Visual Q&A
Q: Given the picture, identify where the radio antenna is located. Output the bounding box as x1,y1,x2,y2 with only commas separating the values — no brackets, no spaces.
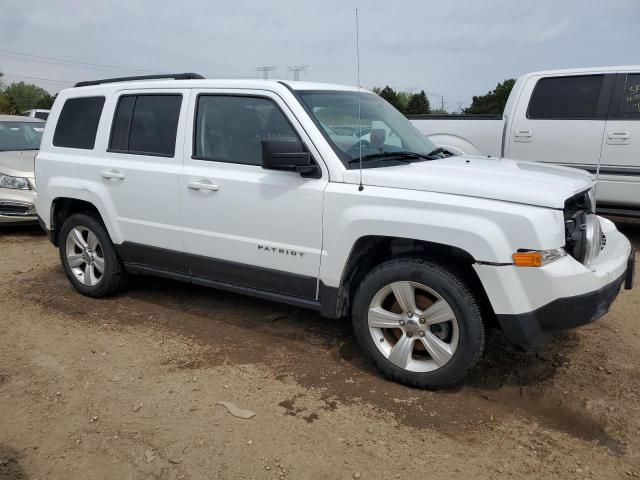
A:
594,150,601,212
355,8,364,191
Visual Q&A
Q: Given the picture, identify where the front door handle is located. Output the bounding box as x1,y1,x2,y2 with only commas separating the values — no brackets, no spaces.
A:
187,180,220,192
101,169,125,180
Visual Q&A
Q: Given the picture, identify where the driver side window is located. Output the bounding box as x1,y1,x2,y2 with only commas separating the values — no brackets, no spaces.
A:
193,95,299,166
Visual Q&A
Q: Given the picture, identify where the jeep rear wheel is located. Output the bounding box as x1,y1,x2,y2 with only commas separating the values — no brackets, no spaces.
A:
352,258,485,389
59,213,128,297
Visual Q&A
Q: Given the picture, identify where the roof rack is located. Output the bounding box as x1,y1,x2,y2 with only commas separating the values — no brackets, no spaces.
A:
74,72,205,88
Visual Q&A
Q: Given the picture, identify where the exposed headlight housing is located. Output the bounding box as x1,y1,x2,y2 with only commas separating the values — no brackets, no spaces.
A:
512,248,566,267
582,213,602,267
0,173,31,190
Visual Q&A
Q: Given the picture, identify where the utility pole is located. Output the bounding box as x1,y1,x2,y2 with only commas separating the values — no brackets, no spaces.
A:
425,91,445,112
256,66,277,79
287,65,308,81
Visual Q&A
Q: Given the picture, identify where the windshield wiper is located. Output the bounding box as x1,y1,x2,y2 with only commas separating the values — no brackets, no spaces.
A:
347,151,423,164
424,147,451,158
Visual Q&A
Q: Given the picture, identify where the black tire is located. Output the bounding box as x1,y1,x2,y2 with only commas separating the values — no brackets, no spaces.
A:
58,213,128,297
351,258,485,389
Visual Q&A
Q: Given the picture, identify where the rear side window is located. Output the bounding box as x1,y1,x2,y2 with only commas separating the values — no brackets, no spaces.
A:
53,97,105,149
528,75,604,120
109,94,182,156
620,73,640,118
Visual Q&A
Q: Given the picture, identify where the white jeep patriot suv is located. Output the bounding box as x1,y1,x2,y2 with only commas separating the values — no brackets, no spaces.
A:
35,73,635,389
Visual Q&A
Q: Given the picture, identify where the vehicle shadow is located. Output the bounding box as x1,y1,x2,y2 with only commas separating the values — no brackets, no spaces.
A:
0,223,45,237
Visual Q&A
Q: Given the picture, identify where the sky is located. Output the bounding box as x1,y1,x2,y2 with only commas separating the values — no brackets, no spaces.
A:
1,0,638,111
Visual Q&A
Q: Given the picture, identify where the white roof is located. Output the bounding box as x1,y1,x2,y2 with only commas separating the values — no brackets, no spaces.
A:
524,65,640,77
0,114,45,122
58,78,363,97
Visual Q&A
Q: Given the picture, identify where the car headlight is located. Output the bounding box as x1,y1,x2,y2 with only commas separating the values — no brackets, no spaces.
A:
582,213,602,267
512,248,566,267
0,173,31,190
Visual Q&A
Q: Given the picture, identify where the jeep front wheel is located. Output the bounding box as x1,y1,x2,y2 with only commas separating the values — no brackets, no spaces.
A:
351,258,485,389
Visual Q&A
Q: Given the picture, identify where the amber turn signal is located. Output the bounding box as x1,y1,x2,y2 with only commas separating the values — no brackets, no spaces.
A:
512,248,566,267
512,251,543,267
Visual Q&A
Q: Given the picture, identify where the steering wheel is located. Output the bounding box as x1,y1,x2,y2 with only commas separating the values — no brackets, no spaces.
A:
347,139,370,157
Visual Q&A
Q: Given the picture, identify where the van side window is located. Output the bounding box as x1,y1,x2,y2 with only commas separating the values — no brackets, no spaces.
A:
109,94,182,157
53,97,105,149
620,73,640,118
527,75,604,120
193,95,298,165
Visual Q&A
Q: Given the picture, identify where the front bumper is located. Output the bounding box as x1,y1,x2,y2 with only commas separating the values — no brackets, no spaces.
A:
475,216,633,346
0,185,37,224
495,268,628,346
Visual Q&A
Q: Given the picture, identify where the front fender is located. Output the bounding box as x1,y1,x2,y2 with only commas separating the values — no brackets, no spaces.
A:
320,183,565,288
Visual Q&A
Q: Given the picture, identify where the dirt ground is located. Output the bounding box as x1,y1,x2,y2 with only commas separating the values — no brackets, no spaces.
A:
0,221,639,480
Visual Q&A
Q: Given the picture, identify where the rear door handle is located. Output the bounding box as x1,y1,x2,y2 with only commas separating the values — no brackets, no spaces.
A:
607,132,630,139
187,180,220,192
513,130,533,142
607,131,631,145
101,169,125,180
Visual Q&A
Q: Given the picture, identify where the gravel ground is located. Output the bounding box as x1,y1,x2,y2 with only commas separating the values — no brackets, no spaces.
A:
1,220,639,480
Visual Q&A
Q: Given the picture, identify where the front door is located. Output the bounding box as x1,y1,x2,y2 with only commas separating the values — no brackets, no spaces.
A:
179,90,327,299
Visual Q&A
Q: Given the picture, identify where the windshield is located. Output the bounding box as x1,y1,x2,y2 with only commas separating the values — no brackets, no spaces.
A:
297,90,438,168
0,121,44,151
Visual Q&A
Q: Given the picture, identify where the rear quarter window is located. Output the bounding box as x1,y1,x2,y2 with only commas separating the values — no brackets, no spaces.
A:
53,97,105,149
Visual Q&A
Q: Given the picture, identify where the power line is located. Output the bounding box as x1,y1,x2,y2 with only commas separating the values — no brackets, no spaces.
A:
256,66,277,79
0,48,163,75
287,65,307,81
2,73,75,85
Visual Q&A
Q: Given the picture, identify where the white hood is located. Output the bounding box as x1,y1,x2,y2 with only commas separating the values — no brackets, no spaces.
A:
0,150,37,178
344,155,594,209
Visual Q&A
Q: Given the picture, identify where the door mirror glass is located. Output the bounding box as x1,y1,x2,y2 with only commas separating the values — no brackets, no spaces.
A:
261,138,320,178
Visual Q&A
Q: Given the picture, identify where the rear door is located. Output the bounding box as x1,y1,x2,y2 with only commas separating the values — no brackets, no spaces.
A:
97,89,189,270
596,71,640,207
506,73,614,167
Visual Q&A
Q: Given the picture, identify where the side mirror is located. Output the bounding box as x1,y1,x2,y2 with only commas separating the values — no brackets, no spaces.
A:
261,138,321,178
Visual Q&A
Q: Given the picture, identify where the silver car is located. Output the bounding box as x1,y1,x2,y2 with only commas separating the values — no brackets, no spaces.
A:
0,115,44,224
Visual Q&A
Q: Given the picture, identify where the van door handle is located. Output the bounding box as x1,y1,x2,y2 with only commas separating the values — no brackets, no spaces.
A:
607,132,630,139
101,170,125,180
514,130,533,138
187,180,220,191
606,131,631,145
513,130,533,143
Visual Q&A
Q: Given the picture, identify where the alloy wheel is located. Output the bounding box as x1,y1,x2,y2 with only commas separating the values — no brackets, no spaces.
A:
65,226,105,287
368,281,459,372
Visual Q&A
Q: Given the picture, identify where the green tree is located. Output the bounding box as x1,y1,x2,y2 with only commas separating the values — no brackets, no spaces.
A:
405,90,431,115
0,94,16,114
2,81,52,112
377,85,400,111
464,78,516,115
372,86,412,114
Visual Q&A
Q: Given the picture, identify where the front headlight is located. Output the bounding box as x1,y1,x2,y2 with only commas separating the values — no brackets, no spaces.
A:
512,248,566,267
582,213,602,267
0,173,31,190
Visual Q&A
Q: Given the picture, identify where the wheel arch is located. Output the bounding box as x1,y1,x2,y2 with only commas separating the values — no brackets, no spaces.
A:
49,197,114,246
321,235,497,327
